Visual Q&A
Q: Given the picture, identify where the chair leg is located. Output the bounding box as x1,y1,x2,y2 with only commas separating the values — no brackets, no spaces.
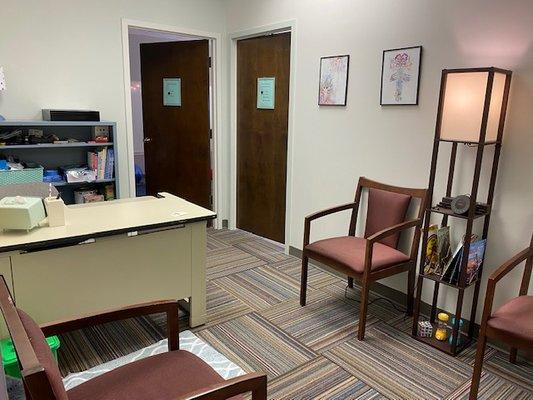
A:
469,333,487,400
300,256,309,306
357,281,370,340
348,277,354,288
510,347,518,364
406,266,415,316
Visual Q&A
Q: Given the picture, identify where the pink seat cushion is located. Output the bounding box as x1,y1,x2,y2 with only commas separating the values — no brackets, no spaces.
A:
305,236,410,275
487,295,533,347
68,350,243,400
364,188,412,249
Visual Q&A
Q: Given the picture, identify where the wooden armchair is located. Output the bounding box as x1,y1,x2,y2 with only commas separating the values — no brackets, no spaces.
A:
300,177,428,340
0,275,266,400
469,235,533,399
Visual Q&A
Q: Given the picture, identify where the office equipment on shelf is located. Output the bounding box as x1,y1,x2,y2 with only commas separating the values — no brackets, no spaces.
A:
0,193,216,338
0,120,118,204
412,67,513,356
0,196,46,231
42,109,100,121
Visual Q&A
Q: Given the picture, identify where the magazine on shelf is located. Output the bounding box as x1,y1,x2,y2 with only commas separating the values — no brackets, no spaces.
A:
434,226,451,276
423,224,439,274
466,239,487,285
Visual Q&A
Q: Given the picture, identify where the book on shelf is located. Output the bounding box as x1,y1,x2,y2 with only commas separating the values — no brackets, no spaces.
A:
87,147,114,181
424,225,451,276
465,239,486,284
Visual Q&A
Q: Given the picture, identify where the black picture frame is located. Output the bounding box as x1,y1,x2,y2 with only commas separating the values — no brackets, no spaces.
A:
380,45,422,106
318,55,350,106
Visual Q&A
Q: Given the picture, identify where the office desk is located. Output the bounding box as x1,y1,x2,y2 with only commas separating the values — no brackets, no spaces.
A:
0,193,215,338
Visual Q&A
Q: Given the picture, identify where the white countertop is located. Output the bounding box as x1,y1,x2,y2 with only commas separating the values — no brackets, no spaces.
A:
0,193,215,252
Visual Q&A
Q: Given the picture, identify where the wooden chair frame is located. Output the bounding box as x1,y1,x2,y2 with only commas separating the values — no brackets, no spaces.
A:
300,177,428,340
0,275,267,400
469,235,533,399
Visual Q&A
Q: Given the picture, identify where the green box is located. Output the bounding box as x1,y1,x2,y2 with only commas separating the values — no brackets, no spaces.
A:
1,335,60,379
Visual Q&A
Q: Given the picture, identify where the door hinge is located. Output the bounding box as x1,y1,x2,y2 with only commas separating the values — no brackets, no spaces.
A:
209,128,213,139
209,57,212,68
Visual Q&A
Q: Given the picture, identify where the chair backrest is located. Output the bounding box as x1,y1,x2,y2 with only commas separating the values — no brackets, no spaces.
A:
349,177,428,251
0,275,67,400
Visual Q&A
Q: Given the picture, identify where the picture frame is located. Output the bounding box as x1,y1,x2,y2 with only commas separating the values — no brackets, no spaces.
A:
318,55,349,106
380,46,422,106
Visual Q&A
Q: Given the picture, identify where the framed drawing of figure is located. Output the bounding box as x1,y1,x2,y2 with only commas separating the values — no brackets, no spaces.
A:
318,55,350,106
380,46,422,105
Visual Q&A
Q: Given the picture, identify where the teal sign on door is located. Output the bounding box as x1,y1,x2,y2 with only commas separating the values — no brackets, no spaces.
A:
163,78,181,106
257,77,275,109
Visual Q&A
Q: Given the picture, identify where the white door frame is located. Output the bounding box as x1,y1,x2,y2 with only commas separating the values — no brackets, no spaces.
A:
121,18,224,228
229,20,297,253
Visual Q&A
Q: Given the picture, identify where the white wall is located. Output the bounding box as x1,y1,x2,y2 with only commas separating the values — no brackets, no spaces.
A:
0,0,226,199
225,0,533,321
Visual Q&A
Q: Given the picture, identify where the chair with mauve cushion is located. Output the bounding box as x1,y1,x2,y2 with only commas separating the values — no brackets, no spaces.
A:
0,276,266,400
300,177,428,340
469,235,533,400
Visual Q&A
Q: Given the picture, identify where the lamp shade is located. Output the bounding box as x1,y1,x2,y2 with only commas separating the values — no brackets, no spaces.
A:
0,67,5,91
439,68,510,143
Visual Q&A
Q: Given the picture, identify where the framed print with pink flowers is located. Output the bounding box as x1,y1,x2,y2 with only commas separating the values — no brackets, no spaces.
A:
318,55,349,106
380,46,422,105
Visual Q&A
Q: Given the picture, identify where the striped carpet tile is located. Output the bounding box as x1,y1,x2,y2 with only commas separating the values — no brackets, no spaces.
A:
261,290,379,353
324,280,404,322
197,312,316,379
213,266,301,310
483,351,533,392
324,322,472,399
207,233,231,250
58,316,165,375
272,258,342,289
445,371,533,400
266,356,386,400
202,281,251,327
207,246,265,280
207,228,256,244
233,238,292,263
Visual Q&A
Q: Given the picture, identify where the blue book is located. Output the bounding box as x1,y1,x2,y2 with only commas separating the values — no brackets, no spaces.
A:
105,148,114,179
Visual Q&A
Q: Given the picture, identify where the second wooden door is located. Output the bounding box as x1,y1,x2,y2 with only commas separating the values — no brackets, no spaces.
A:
237,33,291,243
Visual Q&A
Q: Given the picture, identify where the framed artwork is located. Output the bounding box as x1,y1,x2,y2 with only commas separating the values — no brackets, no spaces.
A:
318,55,349,106
380,46,422,105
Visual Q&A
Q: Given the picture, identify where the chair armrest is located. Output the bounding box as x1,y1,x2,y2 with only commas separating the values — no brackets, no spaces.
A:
40,300,180,351
305,202,359,223
177,372,267,400
304,202,358,246
488,247,531,285
366,218,422,245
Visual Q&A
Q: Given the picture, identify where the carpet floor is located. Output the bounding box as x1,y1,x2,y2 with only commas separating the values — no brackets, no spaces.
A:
52,228,532,399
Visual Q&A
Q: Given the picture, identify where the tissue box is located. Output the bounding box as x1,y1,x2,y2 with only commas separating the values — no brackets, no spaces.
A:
0,196,46,230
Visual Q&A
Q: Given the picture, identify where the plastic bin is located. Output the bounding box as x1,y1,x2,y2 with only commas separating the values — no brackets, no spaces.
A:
0,167,44,186
1,335,60,378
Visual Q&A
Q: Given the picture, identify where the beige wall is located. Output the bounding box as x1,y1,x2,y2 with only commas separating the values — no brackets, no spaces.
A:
0,0,226,198
225,0,533,321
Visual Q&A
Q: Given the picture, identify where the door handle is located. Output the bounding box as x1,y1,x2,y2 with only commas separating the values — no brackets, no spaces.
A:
144,137,152,143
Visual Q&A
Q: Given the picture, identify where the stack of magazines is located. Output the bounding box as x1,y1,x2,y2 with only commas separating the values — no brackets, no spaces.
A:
423,224,486,285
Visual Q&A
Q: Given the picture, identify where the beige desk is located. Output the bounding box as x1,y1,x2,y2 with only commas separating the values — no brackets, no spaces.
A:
0,193,215,338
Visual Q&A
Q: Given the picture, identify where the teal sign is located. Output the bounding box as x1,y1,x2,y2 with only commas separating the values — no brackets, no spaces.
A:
163,78,181,106
257,77,275,109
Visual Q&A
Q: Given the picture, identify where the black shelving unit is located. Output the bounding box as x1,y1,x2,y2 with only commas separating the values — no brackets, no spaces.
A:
0,120,118,204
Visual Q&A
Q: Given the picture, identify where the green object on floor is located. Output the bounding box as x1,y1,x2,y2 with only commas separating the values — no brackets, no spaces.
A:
1,335,60,378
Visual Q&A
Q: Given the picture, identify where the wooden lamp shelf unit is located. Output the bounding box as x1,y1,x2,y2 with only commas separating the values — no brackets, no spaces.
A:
411,67,512,356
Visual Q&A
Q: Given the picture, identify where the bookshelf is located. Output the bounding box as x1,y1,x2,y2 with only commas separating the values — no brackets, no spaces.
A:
411,68,513,356
0,120,118,205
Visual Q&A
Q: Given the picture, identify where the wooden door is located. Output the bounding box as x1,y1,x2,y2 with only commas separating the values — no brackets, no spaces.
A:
237,33,291,243
140,40,211,209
